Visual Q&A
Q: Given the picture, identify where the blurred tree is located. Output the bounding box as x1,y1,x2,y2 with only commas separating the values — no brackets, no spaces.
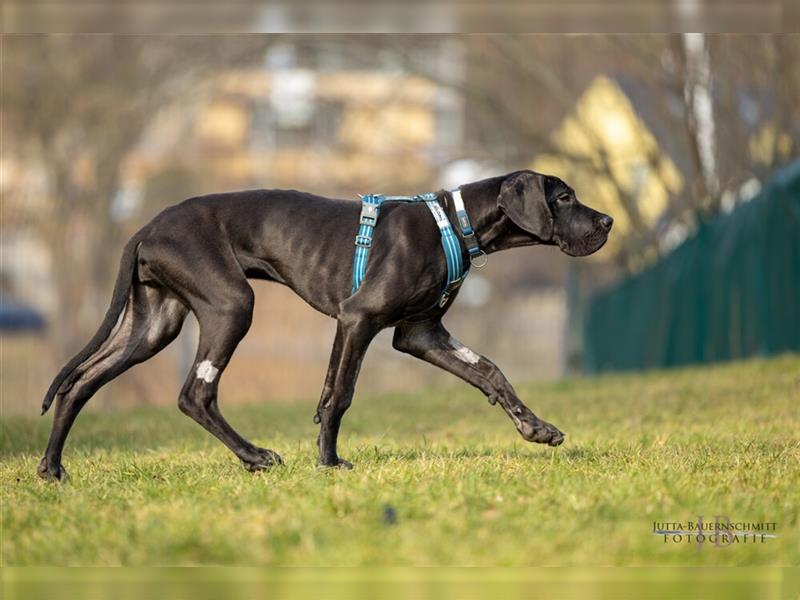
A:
2,35,271,359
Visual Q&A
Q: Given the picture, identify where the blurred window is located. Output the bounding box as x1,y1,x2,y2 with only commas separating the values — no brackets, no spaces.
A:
251,98,341,149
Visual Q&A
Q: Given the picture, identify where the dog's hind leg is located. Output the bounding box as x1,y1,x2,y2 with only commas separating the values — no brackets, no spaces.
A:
176,286,283,472
39,283,188,481
392,319,565,447
139,238,282,471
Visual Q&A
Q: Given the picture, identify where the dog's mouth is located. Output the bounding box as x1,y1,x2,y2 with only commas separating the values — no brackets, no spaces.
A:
555,230,609,257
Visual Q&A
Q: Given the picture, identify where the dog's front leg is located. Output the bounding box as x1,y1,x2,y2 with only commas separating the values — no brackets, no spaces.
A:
393,319,564,447
315,313,380,468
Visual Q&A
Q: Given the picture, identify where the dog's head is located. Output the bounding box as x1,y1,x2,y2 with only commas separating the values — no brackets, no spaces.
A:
497,170,613,256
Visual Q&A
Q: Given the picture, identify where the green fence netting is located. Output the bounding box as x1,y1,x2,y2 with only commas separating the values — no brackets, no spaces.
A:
583,160,800,373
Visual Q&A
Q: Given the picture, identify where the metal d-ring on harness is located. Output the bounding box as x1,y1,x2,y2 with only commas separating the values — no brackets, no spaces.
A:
351,188,486,309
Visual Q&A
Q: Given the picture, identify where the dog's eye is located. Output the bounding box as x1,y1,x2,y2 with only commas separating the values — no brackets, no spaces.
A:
556,193,571,203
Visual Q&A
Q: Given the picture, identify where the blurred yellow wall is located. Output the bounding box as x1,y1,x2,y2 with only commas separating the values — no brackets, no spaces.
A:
185,70,440,190
533,76,683,255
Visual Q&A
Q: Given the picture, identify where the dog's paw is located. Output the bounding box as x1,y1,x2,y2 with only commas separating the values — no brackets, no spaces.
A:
37,457,69,482
241,447,283,472
518,419,565,447
318,457,354,470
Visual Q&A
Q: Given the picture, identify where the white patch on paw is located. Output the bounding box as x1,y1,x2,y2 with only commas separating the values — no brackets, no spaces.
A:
450,337,481,365
196,360,219,383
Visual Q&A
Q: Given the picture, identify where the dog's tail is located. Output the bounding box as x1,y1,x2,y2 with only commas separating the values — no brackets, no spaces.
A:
41,234,143,415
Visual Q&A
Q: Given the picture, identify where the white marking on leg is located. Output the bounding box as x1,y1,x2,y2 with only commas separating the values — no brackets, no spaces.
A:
196,360,219,383
449,337,481,365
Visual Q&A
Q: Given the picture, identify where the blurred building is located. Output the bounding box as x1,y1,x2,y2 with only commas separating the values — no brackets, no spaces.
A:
533,75,684,261
124,41,465,199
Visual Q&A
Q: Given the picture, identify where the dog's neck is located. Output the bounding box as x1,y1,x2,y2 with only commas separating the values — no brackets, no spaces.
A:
450,176,543,255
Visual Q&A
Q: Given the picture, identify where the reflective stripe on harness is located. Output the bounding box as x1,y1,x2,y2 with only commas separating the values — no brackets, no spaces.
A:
351,193,384,292
350,189,483,309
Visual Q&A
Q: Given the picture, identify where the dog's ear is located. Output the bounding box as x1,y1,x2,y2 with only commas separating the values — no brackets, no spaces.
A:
497,172,554,241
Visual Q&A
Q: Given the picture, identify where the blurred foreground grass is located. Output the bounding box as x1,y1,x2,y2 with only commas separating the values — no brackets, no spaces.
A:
1,355,798,567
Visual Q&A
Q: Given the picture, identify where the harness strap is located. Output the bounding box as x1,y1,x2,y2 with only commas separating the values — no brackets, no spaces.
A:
451,188,484,264
424,198,464,306
351,189,482,308
352,194,384,293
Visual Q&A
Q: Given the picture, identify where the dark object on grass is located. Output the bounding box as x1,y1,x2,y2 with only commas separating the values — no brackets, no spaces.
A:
383,505,398,525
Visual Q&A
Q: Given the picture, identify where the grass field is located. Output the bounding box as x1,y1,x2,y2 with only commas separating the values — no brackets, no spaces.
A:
1,355,798,567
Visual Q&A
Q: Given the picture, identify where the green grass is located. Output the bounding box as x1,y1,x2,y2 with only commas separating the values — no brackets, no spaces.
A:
1,355,798,567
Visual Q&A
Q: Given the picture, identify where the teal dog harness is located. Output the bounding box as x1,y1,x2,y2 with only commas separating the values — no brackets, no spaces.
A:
351,189,485,309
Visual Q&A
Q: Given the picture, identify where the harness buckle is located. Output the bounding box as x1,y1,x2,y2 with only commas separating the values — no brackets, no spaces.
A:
462,231,480,251
355,234,372,248
359,203,379,226
438,276,466,308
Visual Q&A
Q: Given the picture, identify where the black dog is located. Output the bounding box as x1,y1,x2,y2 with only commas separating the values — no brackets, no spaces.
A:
38,170,612,480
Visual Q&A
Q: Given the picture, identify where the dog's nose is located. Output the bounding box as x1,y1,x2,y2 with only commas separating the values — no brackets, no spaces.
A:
599,215,613,231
